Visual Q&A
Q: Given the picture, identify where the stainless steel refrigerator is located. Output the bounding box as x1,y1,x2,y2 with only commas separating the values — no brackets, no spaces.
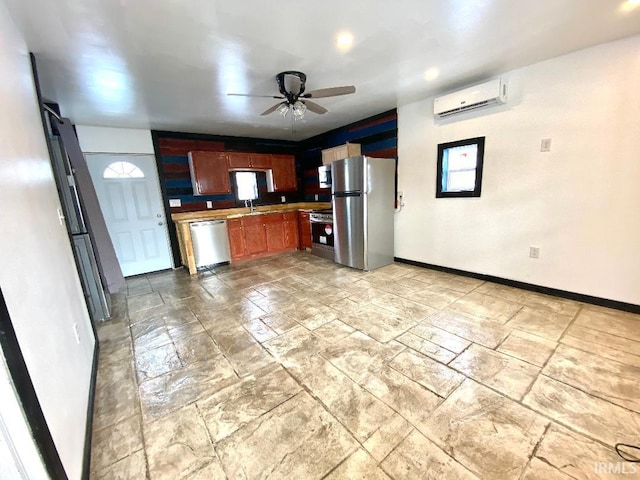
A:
332,156,395,270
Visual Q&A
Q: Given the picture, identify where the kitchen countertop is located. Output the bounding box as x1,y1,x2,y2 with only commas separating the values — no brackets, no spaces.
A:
172,202,331,275
171,202,331,224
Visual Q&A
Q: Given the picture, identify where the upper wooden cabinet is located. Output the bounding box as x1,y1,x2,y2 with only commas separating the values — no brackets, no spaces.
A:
270,154,297,192
188,151,231,195
249,153,272,169
227,152,251,169
227,152,273,170
189,150,295,195
321,143,361,166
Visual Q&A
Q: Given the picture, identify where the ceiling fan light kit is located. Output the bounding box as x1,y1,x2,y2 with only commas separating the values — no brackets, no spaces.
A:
229,71,356,121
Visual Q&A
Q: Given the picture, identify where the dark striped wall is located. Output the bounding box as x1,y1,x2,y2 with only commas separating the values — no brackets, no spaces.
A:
152,108,397,212
153,133,300,213
298,109,398,201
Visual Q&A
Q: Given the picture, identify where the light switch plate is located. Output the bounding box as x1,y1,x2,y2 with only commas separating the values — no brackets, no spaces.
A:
540,138,552,152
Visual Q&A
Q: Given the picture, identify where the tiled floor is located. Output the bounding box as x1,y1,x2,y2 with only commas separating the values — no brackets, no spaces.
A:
90,252,640,479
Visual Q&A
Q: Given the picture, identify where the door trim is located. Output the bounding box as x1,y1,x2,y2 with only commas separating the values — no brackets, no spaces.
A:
151,131,182,268
85,153,175,276
0,288,68,479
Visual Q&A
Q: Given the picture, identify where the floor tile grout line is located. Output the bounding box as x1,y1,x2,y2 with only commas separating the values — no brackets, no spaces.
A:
519,421,553,480
317,448,360,479
192,401,230,477
518,303,585,403
536,371,640,416
124,277,152,480
277,366,375,460
557,334,640,363
375,427,417,476
516,387,631,455
102,255,638,478
556,303,585,344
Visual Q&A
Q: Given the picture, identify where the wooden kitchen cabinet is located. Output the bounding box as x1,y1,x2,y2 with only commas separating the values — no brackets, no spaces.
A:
227,152,273,169
283,212,299,249
242,216,268,255
188,151,231,195
226,218,246,260
227,152,274,170
270,154,297,192
249,153,272,169
227,211,300,262
321,143,361,166
298,211,312,250
227,152,251,169
265,214,286,252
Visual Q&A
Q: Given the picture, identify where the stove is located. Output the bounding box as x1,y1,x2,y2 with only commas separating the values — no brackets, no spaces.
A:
309,209,334,260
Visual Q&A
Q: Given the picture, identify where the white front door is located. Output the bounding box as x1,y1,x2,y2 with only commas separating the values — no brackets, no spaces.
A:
86,154,173,276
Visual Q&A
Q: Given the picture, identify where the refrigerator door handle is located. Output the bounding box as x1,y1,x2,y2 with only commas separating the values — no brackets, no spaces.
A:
333,191,362,198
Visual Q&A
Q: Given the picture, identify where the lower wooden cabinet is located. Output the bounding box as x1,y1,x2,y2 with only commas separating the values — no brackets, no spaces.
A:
227,218,246,259
298,211,312,250
265,224,285,251
283,212,299,249
227,212,300,262
242,216,268,255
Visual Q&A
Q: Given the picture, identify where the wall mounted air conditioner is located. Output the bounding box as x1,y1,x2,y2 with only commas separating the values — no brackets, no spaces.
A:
433,78,507,118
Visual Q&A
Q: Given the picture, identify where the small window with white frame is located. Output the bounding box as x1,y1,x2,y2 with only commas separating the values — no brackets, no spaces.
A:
103,161,145,179
436,137,485,198
235,171,258,200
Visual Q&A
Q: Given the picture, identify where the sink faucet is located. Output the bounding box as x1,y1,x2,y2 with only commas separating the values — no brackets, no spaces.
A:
244,199,256,212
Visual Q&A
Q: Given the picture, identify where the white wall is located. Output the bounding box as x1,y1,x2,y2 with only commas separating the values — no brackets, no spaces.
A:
76,125,154,154
396,34,640,305
0,2,96,478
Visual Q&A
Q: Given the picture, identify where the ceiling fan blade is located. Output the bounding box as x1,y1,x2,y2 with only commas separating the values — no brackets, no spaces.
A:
260,102,286,116
304,100,328,115
302,86,356,99
227,93,284,99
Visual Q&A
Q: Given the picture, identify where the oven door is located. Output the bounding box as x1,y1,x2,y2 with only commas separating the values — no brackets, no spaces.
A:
310,219,335,260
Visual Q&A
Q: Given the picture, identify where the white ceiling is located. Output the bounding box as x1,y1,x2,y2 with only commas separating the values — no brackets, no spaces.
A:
6,0,640,140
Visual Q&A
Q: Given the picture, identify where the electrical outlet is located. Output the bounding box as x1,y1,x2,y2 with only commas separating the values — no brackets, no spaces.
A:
206,201,213,209
314,194,319,201
529,246,540,259
73,323,81,344
398,191,405,206
281,196,286,203
169,199,181,207
540,138,552,152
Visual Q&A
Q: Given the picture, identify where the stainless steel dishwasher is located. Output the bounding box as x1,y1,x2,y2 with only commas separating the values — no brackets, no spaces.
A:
190,220,231,268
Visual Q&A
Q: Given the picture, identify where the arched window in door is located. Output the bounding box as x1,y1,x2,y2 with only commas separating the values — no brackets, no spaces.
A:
103,161,145,179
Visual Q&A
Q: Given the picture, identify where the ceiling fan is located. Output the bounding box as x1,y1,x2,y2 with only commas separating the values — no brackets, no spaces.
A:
228,71,356,118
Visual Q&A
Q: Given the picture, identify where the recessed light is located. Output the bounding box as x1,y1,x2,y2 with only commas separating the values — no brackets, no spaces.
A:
336,31,354,52
424,67,440,81
621,0,640,11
